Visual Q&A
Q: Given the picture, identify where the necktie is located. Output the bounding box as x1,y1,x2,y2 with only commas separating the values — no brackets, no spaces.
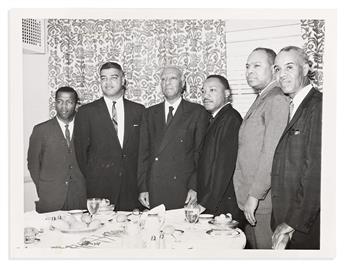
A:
65,124,71,147
112,101,118,133
289,99,294,122
166,106,174,125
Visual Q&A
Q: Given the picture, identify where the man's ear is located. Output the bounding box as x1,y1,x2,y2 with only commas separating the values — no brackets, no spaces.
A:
302,63,310,77
225,89,231,99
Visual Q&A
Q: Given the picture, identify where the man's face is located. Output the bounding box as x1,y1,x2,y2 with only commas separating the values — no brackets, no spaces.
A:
274,50,308,98
246,50,274,91
55,91,77,123
100,67,125,99
202,77,229,114
160,67,184,101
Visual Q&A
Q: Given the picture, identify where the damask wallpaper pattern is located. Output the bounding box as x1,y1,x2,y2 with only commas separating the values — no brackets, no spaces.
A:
47,19,227,117
301,19,325,91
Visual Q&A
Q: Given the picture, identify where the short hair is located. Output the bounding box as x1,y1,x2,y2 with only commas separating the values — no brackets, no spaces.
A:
55,86,79,103
99,61,127,89
161,65,187,94
278,46,315,80
206,74,232,102
206,74,231,90
99,62,123,74
252,47,277,65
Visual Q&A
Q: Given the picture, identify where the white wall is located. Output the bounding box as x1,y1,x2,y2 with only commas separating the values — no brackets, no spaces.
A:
226,20,304,117
23,52,49,211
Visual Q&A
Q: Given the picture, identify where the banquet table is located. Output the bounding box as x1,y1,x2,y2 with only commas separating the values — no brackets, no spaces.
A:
23,209,246,250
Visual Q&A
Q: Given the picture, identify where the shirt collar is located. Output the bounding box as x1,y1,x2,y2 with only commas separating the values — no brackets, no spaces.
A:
104,95,124,108
56,115,75,127
258,80,276,96
164,96,182,111
291,84,313,107
212,102,230,118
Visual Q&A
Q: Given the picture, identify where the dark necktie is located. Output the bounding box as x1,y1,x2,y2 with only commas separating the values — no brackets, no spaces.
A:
65,124,71,147
166,106,174,125
112,101,118,133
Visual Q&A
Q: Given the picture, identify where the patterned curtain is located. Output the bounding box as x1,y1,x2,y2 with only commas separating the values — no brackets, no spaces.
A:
47,19,226,117
301,19,325,91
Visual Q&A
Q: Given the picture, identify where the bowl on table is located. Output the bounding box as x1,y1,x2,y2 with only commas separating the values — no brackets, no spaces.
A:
198,214,214,224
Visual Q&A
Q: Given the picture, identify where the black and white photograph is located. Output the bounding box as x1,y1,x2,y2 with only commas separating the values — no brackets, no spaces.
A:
7,7,337,259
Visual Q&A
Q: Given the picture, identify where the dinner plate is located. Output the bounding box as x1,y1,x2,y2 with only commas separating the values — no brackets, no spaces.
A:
206,228,241,237
52,220,102,234
208,219,239,228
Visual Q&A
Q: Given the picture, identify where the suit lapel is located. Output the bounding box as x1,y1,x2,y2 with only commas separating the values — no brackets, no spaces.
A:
52,117,69,148
157,99,188,154
97,97,122,148
281,88,316,137
243,81,279,121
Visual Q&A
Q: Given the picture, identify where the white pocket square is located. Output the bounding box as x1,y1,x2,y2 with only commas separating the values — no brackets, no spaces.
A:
133,124,139,127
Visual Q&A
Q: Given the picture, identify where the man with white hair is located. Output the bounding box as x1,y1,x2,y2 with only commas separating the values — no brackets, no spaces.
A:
271,46,322,249
137,66,209,210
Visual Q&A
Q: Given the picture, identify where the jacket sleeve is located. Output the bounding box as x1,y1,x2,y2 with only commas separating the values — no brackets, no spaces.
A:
199,113,242,211
27,125,42,191
73,107,90,178
187,107,210,191
249,94,289,200
137,109,150,193
285,100,322,233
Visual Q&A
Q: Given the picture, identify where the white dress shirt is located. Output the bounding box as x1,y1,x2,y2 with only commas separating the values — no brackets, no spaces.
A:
104,96,125,148
164,97,182,123
290,84,313,119
56,116,74,139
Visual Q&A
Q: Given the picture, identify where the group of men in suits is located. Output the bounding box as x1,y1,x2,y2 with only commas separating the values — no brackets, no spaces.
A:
27,45,321,250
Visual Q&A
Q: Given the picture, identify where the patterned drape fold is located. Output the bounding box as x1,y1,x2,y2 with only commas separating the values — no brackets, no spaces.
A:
301,19,325,91
47,19,226,117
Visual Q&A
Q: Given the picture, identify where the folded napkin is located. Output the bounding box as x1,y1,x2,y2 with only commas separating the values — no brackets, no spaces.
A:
148,204,166,216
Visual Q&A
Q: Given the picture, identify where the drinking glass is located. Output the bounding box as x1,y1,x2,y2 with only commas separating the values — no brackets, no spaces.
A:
184,204,200,230
87,198,101,218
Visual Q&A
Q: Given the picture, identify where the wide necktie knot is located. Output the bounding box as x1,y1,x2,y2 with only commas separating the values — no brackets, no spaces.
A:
65,124,71,147
166,106,174,125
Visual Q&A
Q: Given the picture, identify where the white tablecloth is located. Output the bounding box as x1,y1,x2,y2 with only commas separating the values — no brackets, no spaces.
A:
24,209,246,250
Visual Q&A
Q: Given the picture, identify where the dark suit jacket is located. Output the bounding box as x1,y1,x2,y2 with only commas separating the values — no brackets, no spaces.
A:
74,97,145,211
271,88,322,249
27,117,86,213
137,99,210,210
197,104,243,221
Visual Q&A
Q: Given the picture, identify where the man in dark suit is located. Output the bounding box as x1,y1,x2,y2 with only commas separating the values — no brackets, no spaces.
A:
74,62,145,211
137,66,209,210
197,75,244,225
28,87,86,213
271,46,322,249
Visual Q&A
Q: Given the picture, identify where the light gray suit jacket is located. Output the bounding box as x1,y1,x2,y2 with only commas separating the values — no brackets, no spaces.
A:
233,81,289,214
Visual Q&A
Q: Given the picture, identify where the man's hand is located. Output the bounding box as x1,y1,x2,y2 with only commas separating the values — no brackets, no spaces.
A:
138,192,150,209
244,196,259,226
198,204,206,213
272,222,295,249
185,189,197,206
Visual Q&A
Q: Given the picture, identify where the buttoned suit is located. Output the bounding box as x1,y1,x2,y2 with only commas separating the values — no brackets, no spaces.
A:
233,81,289,248
137,99,209,210
27,117,87,213
271,88,322,249
74,97,145,211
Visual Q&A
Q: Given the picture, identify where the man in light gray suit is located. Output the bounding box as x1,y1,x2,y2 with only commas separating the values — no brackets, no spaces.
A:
233,48,289,249
28,87,86,213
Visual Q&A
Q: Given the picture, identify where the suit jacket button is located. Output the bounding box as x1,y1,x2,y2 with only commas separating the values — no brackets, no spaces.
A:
119,172,123,177
228,197,231,200
155,157,159,161
65,181,68,185
122,154,127,159
173,176,177,180
69,165,73,169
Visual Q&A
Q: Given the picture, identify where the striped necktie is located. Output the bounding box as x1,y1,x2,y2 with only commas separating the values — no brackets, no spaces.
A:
112,101,118,132
289,99,294,122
